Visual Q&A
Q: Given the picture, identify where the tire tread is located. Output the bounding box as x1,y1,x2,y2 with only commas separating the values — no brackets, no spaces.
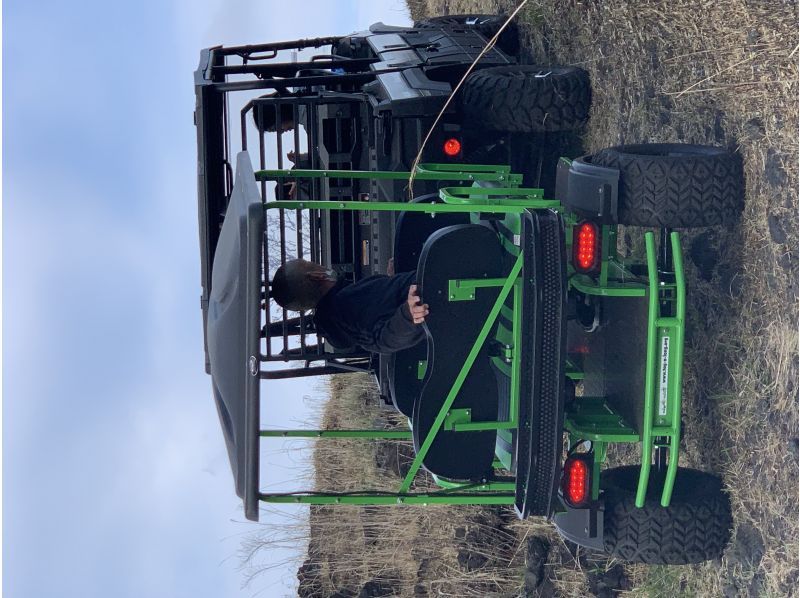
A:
593,144,744,227
602,466,732,564
462,66,591,132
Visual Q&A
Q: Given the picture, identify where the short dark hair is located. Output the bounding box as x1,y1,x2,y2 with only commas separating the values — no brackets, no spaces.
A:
270,264,293,308
270,259,327,311
253,97,295,133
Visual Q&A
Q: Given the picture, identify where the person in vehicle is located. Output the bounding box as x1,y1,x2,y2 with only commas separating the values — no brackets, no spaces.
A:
253,94,309,199
270,259,428,354
253,94,304,134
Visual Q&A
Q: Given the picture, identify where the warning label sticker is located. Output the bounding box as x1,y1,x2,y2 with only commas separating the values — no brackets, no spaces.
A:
658,337,670,417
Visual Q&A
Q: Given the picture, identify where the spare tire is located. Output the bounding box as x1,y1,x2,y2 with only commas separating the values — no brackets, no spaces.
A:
462,65,591,133
414,14,520,55
591,144,744,228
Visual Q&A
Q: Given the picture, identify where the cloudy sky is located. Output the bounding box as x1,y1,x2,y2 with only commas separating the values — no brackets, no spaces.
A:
4,1,411,596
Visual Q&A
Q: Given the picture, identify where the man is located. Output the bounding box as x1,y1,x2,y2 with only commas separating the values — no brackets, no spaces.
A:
270,259,429,354
253,95,304,135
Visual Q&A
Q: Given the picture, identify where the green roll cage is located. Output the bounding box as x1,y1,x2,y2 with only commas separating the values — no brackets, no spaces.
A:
251,160,685,511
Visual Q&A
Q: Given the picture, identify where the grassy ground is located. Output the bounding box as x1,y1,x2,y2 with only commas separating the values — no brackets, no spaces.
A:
250,2,797,596
295,376,539,597
409,1,799,596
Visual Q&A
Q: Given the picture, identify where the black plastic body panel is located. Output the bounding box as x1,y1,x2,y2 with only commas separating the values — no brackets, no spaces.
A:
195,47,227,373
552,496,606,552
556,157,620,224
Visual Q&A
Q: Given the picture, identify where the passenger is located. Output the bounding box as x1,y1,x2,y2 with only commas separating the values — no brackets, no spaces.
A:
270,259,428,354
253,94,305,135
253,93,309,199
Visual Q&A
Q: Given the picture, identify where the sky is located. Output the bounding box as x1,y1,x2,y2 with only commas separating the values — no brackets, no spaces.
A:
4,1,411,596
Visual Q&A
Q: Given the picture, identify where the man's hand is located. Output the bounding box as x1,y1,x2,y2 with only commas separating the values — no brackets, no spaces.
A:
407,285,429,324
287,150,309,165
282,181,297,199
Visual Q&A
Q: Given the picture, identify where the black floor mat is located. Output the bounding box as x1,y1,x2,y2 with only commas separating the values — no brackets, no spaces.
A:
567,295,649,434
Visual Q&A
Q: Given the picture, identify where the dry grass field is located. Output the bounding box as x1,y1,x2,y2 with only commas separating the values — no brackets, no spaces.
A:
406,2,799,596
246,2,798,596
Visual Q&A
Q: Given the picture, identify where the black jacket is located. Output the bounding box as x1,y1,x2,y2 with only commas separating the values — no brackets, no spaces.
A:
314,270,425,354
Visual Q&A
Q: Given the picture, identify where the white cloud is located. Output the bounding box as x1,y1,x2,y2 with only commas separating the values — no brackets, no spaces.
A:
6,1,418,596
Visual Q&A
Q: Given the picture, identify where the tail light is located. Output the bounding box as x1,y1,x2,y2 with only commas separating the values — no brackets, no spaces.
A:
573,221,600,273
561,455,592,507
443,137,462,157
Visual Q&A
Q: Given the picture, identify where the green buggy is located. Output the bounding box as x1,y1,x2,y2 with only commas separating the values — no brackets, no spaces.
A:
195,23,742,564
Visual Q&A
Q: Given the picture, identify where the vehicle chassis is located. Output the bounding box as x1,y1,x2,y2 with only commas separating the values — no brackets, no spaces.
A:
215,151,686,555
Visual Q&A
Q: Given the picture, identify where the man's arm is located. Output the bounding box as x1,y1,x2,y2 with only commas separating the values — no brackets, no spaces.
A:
369,285,428,353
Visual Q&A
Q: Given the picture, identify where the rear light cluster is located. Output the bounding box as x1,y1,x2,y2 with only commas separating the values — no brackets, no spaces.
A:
562,455,592,507
572,221,600,273
443,137,462,157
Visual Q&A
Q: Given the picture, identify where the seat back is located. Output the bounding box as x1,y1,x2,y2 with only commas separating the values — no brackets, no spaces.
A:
387,194,470,416
412,223,506,480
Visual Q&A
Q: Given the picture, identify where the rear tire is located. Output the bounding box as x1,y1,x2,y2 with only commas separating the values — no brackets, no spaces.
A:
591,144,744,228
414,14,520,55
602,466,732,564
462,65,591,133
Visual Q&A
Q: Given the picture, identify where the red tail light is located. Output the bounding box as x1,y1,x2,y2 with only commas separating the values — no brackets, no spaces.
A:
443,138,462,157
562,455,591,507
573,221,600,273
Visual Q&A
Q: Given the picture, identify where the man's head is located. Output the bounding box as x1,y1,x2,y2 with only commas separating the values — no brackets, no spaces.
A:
253,97,296,133
270,259,337,311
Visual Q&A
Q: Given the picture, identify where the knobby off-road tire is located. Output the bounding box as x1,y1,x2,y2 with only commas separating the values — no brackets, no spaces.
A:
414,14,520,55
602,466,732,564
592,144,744,228
462,66,591,133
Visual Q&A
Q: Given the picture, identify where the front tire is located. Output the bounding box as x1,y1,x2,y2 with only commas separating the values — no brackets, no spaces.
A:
591,144,744,228
462,65,591,133
602,466,732,564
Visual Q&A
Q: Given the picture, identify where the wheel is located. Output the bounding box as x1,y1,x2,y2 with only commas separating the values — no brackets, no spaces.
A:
414,14,520,55
591,144,744,228
461,65,591,133
601,466,732,564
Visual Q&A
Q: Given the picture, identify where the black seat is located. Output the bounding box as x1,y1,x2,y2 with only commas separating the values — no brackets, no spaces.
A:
412,224,506,480
387,194,470,416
